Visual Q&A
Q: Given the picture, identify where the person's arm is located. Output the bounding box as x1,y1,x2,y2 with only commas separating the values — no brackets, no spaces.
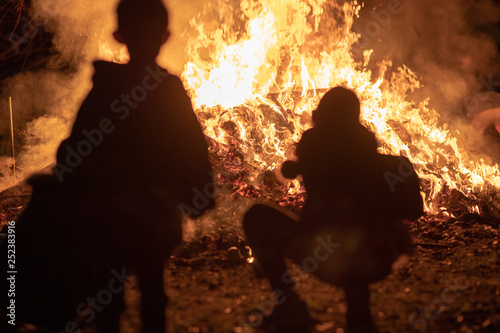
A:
281,129,315,179
68,61,109,135
164,77,215,218
362,125,379,152
55,62,107,178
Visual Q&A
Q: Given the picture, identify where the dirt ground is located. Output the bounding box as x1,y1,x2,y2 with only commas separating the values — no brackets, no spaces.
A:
161,215,499,333
1,184,499,333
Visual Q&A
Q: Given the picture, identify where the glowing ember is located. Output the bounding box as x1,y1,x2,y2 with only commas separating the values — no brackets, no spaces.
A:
101,0,500,215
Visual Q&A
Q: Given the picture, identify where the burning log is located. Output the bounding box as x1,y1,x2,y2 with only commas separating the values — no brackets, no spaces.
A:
1,0,500,224
199,90,500,218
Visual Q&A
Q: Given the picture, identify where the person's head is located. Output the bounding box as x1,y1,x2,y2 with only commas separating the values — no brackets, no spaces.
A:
312,87,361,127
113,0,170,63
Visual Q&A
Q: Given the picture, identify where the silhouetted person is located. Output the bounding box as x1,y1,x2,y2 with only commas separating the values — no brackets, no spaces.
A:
244,87,422,333
15,0,214,332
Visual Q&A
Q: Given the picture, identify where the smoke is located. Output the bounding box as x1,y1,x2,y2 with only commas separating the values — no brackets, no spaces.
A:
2,0,500,193
0,0,205,192
353,0,500,117
0,67,91,190
159,0,206,74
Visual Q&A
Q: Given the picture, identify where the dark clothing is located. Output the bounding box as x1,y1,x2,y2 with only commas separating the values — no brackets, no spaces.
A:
243,203,381,332
16,61,214,332
57,61,212,209
297,124,378,197
295,124,414,272
244,120,413,285
296,124,380,225
243,120,413,331
56,60,213,244
62,61,213,332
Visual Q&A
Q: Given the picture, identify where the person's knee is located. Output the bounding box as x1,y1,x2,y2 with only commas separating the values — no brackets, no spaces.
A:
243,204,271,236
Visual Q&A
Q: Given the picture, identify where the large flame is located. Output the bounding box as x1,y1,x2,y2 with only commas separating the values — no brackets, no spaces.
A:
100,0,499,215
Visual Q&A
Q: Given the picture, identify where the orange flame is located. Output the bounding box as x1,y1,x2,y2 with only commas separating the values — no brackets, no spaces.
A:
100,0,500,214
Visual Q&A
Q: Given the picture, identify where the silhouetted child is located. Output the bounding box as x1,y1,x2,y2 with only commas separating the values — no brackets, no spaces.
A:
16,0,214,332
244,87,421,333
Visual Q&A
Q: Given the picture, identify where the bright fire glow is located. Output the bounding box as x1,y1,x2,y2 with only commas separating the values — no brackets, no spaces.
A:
99,0,500,215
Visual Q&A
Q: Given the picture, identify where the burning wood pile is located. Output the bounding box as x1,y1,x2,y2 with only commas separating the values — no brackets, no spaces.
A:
201,101,500,223
1,0,500,226
173,0,500,224
1,2,500,332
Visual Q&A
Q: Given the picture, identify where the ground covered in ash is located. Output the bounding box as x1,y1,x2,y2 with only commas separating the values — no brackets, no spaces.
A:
1,184,499,333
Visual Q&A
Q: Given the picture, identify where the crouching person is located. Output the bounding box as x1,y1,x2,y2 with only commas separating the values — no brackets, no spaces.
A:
243,87,423,332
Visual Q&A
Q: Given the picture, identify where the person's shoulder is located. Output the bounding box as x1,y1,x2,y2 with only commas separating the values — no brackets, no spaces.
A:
162,71,186,90
359,124,377,139
301,128,317,139
358,123,374,133
144,64,182,88
92,60,123,72
301,127,327,143
355,124,379,151
91,60,125,82
297,128,319,152
158,71,191,99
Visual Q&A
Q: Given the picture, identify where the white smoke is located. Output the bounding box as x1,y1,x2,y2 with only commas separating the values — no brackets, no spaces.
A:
354,0,500,116
2,0,500,193
0,0,206,192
